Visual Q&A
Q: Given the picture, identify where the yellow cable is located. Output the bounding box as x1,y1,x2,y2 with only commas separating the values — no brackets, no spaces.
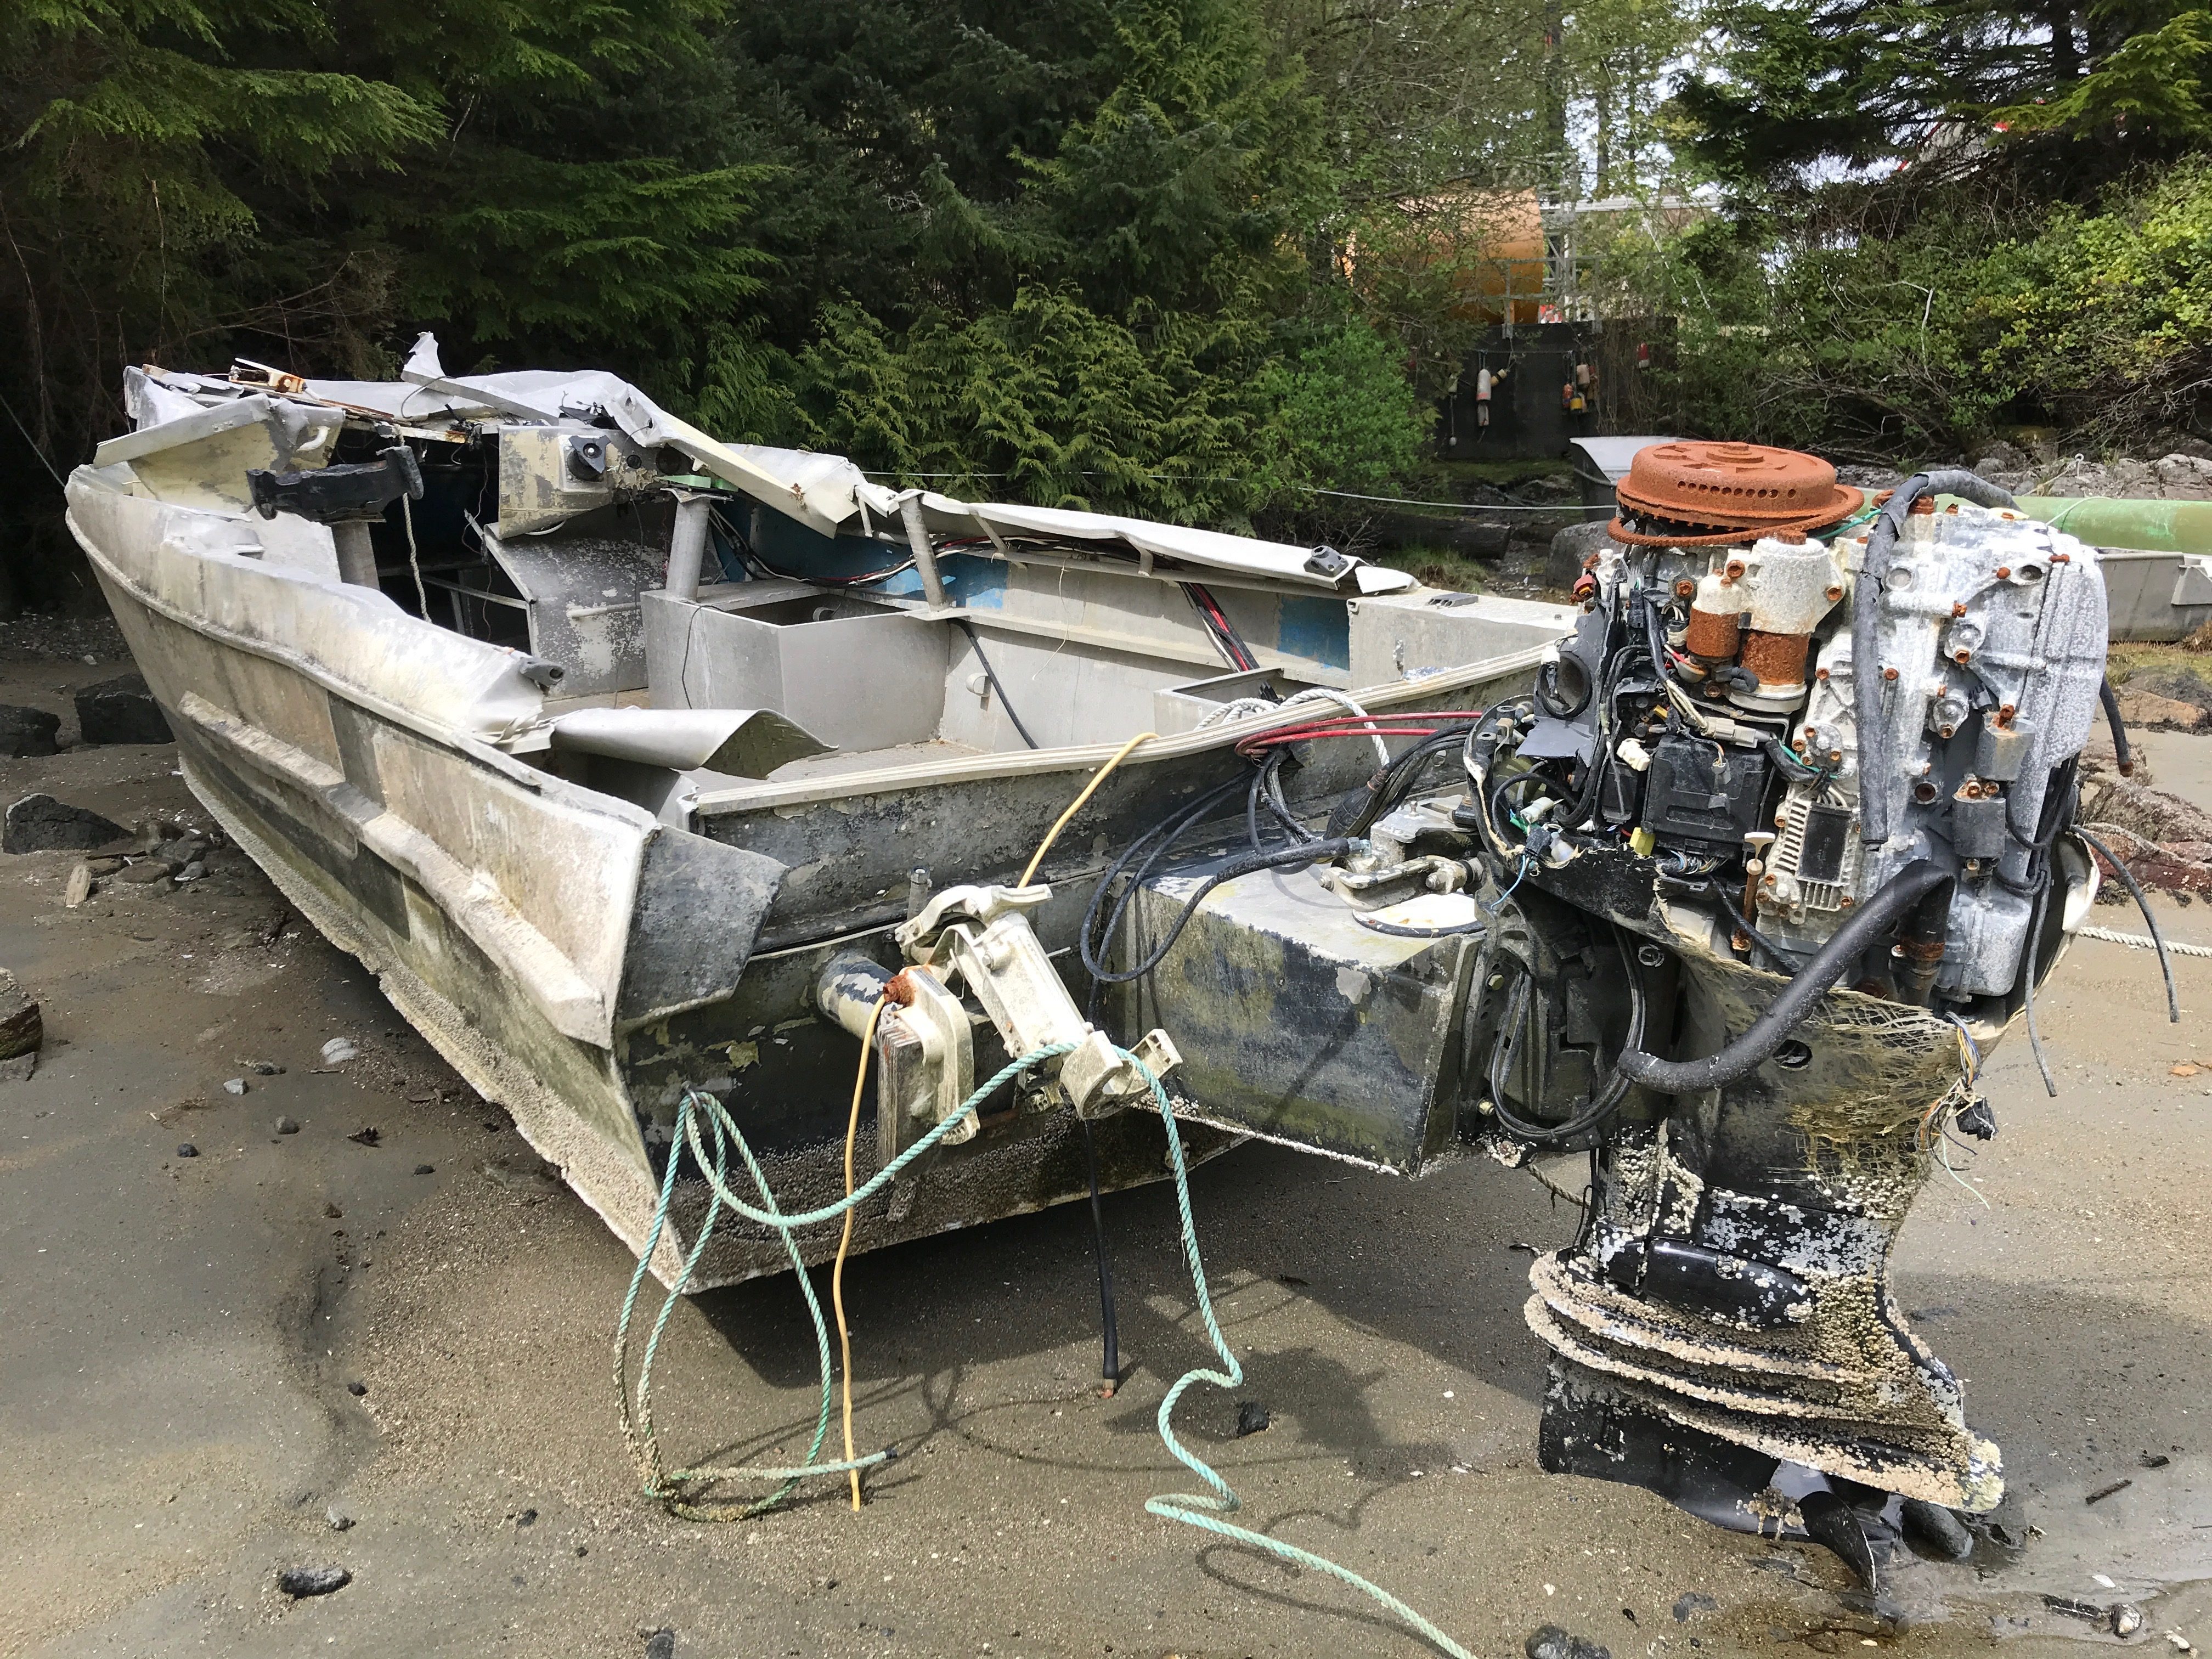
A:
1020,731,1155,887
833,995,887,1511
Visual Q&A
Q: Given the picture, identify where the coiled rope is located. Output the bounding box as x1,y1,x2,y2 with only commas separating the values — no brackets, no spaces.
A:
614,1044,1475,1658
2078,923,2212,958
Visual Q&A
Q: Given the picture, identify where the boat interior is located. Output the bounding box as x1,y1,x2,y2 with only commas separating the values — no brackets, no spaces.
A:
91,365,1574,831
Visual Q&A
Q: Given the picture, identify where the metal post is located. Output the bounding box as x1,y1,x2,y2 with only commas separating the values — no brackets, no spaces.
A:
899,494,950,610
664,493,713,600
332,521,379,588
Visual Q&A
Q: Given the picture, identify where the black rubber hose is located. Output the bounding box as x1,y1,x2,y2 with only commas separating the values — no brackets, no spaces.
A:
2099,676,2135,777
954,619,1038,750
1076,1118,1121,1393
1084,838,1357,985
1854,471,2017,848
1485,929,1647,1143
1615,859,1955,1094
2076,826,2180,1023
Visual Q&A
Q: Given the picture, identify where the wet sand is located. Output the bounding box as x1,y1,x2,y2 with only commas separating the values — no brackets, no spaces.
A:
2,637,2207,1658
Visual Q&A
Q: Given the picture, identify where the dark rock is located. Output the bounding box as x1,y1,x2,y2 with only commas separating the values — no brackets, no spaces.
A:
176,1143,198,1158
413,1163,435,1176
1546,519,1618,592
2123,665,2212,714
346,1380,368,1397
275,1116,301,1135
323,1202,343,1218
1234,1401,1269,1437
644,1630,676,1659
74,673,172,746
0,969,41,1069
276,1565,351,1598
1672,1593,1718,1623
347,1127,381,1147
115,858,178,885
4,794,129,854
1899,1498,1974,1560
1526,1624,1612,1659
0,704,59,758
515,1508,537,1527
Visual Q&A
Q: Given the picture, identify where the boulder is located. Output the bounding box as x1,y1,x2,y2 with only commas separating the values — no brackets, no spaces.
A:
3,794,130,854
73,673,172,746
0,968,39,1080
1545,518,1618,592
0,704,59,758
2115,691,2209,731
2120,664,2212,712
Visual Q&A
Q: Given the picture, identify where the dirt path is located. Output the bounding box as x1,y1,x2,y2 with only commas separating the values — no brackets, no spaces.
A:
2,639,2207,1658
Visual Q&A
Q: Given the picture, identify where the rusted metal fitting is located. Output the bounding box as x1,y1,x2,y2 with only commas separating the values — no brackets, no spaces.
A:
1995,566,2011,579
1909,497,1937,516
1951,601,1968,618
882,969,920,1008
1882,666,1899,681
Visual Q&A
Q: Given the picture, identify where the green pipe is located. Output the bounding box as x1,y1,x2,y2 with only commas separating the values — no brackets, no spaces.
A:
2011,495,2212,555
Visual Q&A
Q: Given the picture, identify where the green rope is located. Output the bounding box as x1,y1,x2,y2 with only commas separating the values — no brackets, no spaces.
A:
614,1043,1075,1519
614,1040,1475,1657
1126,1053,1478,1659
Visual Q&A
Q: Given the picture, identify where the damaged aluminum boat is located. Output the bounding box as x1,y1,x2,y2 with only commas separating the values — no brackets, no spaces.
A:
67,359,2112,1563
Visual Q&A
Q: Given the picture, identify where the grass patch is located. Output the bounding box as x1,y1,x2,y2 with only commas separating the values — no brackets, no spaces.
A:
1376,545,1491,591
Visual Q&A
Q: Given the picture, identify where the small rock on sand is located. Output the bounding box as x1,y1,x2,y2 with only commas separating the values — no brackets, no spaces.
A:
275,1116,300,1135
275,1565,351,1598
223,1078,247,1096
320,1037,357,1065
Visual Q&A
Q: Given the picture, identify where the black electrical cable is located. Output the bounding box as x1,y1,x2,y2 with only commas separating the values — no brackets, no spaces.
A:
2076,826,2180,1023
1083,838,1357,986
1075,1118,1121,1393
1853,471,2017,848
2019,876,2059,1097
1616,859,1955,1093
2098,676,2135,776
1081,778,1249,1020
1482,928,1648,1144
1355,910,1488,939
953,618,1038,749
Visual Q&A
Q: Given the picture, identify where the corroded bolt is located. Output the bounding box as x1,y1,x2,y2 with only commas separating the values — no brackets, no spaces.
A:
1883,667,1900,681
1995,566,2011,579
1951,601,1968,618
1804,726,1819,741
1839,896,1855,909
1674,578,1696,597
1828,749,1843,764
1954,647,1972,663
1815,667,1830,681
2053,551,2071,563
1725,558,1746,579
1762,872,1778,886
1825,584,1844,601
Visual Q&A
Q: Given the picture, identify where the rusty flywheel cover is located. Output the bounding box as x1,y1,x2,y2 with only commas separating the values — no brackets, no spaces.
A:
1610,440,1864,546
